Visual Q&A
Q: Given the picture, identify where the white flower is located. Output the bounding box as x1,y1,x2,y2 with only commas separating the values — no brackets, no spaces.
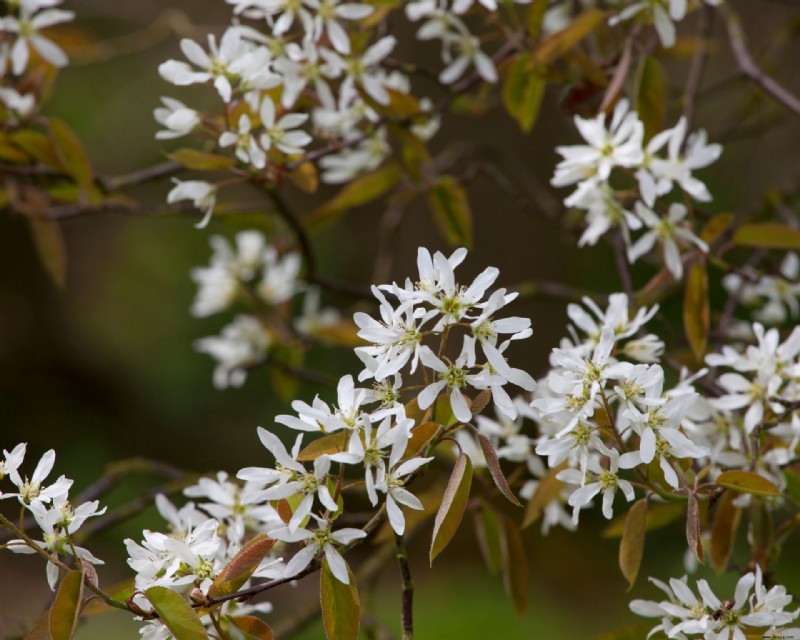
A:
304,0,373,54
628,202,708,279
167,179,217,228
154,97,200,140
439,32,496,84
219,114,267,169
273,515,366,584
321,35,397,104
257,246,302,305
258,95,312,156
417,344,481,424
374,455,433,535
194,315,272,388
1,3,74,75
2,448,72,507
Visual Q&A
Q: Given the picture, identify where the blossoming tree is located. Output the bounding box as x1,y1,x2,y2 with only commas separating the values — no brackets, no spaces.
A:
2,0,800,639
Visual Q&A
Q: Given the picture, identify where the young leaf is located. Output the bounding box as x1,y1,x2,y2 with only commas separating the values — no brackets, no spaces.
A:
207,534,276,599
618,498,648,590
474,504,503,575
602,502,684,538
401,422,441,461
531,9,605,66
229,615,274,640
502,53,545,133
527,0,550,38
49,117,96,198
522,463,565,529
288,161,319,193
297,432,350,461
144,587,208,640
304,164,401,230
170,148,235,171
634,57,666,142
734,223,800,249
430,453,473,564
49,570,84,640
473,430,521,506
686,492,704,565
320,557,360,640
28,216,67,288
501,515,528,616
710,490,741,574
716,470,780,497
426,176,473,248
11,130,62,167
683,262,709,363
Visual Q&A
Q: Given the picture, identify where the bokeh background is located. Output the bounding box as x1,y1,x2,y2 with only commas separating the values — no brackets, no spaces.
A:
2,0,800,638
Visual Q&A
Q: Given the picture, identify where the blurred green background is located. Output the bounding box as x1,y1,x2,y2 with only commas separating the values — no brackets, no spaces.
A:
2,0,800,638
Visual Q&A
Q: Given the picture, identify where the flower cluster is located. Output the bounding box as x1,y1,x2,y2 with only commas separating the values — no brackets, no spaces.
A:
631,568,799,639
0,0,74,119
191,230,341,388
1,443,105,589
552,99,720,279
723,253,800,327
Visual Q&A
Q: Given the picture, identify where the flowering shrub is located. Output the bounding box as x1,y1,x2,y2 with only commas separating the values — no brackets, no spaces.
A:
3,0,800,639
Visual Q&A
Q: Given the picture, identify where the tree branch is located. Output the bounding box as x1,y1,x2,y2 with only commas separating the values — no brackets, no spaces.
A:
394,534,414,640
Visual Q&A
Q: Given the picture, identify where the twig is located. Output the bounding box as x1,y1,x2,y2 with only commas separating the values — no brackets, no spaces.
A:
682,5,714,133
612,230,636,304
512,280,608,305
394,534,414,640
100,160,183,192
720,4,800,118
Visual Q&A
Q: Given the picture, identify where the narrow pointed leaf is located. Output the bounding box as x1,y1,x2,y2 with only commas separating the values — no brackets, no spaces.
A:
502,53,545,132
170,148,234,171
229,615,274,640
401,421,441,461
297,432,349,461
320,557,360,640
501,515,528,616
734,223,800,249
474,504,503,575
619,498,648,590
473,430,521,506
430,453,473,564
28,216,67,288
208,534,276,599
710,490,741,574
527,0,550,38
144,587,208,640
634,57,666,142
531,9,605,65
686,492,704,565
683,262,709,363
426,176,472,248
522,463,565,528
49,117,96,197
717,470,780,497
49,570,84,640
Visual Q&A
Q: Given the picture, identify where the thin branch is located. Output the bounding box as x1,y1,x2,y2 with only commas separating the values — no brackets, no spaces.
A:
512,280,607,305
100,160,183,192
720,4,800,118
394,534,414,640
682,5,714,133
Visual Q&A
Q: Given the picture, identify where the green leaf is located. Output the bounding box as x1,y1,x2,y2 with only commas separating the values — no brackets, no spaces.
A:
701,213,735,244
717,470,780,497
684,263,709,363
49,117,97,198
297,432,350,462
501,515,528,617
734,223,800,249
228,615,274,640
430,453,473,564
320,557,360,640
474,504,503,575
473,430,521,506
170,148,235,171
49,570,84,640
502,54,546,133
207,534,276,599
619,499,647,590
531,9,606,66
28,216,67,288
527,0,550,39
288,161,319,193
11,130,62,167
144,587,208,640
602,502,684,538
710,490,741,574
522,463,565,529
426,176,473,248
634,57,666,142
364,87,421,119
304,164,401,230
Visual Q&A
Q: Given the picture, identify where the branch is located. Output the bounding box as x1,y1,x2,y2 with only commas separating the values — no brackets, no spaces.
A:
394,534,414,640
720,4,800,118
682,5,714,133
